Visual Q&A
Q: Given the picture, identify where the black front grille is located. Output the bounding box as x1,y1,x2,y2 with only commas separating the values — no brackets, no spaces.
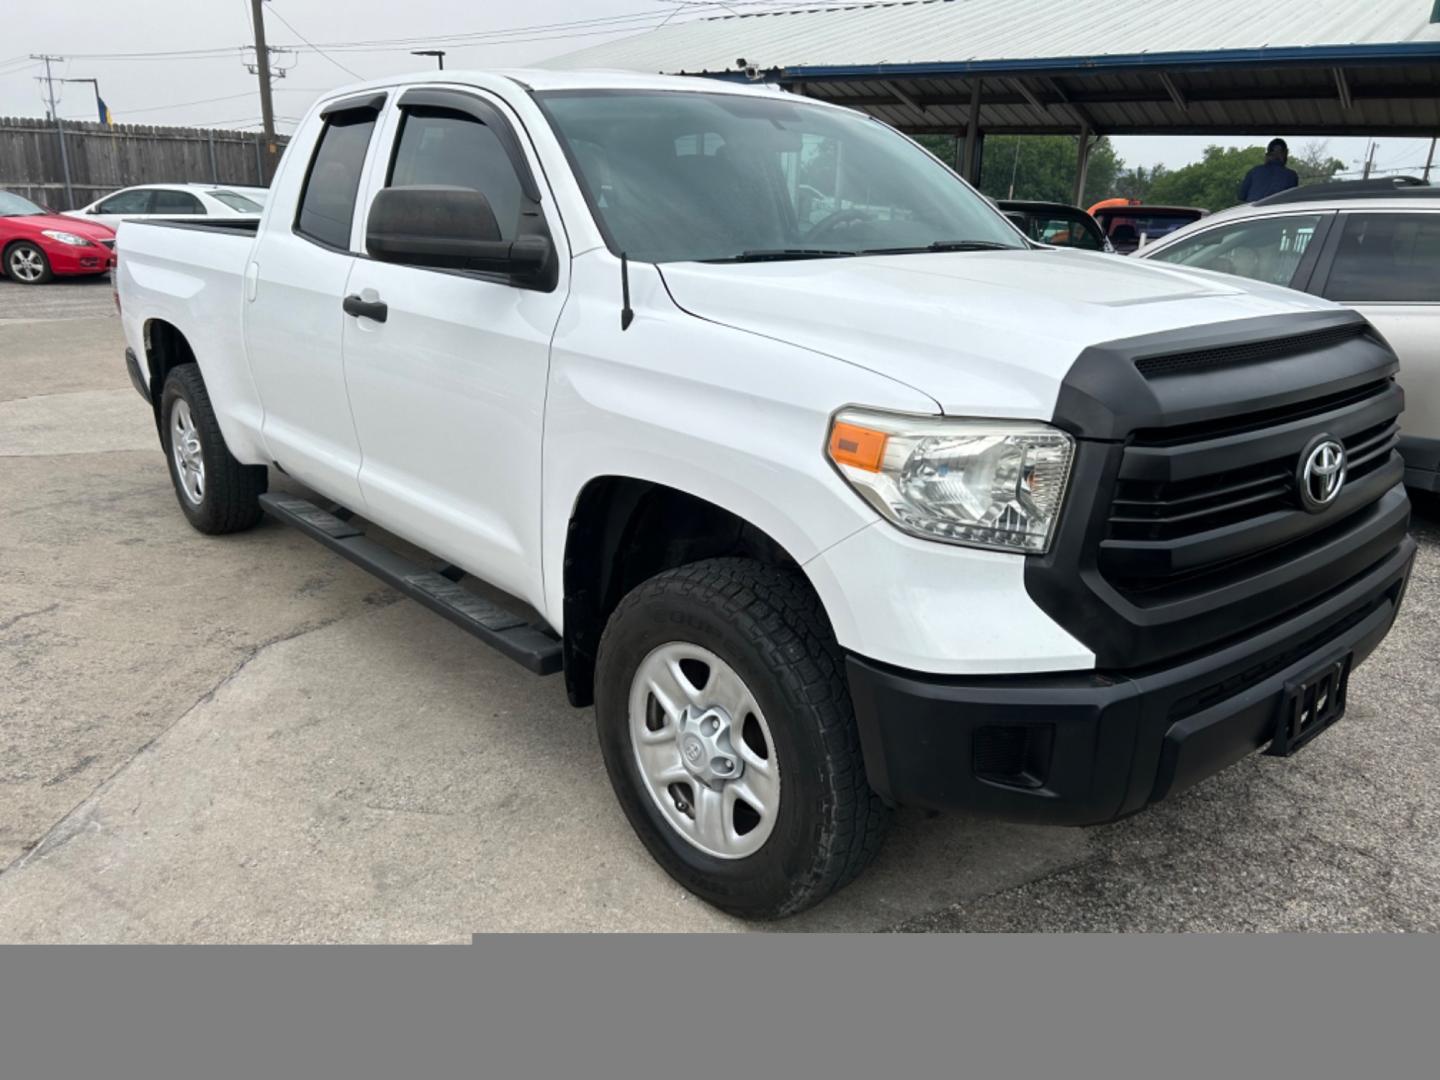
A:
1134,322,1369,378
1101,379,1404,596
1024,310,1409,672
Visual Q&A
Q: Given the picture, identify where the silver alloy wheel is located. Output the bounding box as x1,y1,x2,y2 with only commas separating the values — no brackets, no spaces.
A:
8,245,45,282
628,642,781,859
170,399,205,505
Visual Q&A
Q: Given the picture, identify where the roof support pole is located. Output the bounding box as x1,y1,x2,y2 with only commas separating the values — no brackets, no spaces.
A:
1073,120,1093,206
884,80,926,122
962,79,983,183
1332,68,1353,112
1159,72,1188,112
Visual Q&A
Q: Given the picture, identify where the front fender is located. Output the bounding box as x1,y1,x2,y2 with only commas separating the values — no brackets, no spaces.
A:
541,255,937,629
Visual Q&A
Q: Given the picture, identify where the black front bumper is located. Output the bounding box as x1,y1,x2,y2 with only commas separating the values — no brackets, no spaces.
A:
846,536,1415,826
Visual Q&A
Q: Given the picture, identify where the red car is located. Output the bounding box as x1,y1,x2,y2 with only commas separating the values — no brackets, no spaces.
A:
1,190,117,284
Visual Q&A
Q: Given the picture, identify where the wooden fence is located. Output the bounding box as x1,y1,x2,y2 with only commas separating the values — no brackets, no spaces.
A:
0,116,290,210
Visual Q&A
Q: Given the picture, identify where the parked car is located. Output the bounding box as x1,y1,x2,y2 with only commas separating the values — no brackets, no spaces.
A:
115,70,1414,918
1,189,116,284
65,183,265,230
997,199,1113,252
1093,203,1207,253
1138,178,1439,491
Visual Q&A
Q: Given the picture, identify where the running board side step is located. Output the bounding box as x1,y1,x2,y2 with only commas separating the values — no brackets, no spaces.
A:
259,493,563,676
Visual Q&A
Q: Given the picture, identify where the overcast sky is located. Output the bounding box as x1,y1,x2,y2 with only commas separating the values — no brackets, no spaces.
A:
3,0,1434,180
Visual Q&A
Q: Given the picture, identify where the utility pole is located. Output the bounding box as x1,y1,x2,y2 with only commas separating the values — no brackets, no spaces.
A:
249,0,278,178
411,49,446,70
1362,140,1377,180
31,54,74,209
1425,137,1437,183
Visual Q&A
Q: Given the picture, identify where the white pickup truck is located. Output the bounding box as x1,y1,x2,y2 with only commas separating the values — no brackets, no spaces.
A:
117,70,1415,918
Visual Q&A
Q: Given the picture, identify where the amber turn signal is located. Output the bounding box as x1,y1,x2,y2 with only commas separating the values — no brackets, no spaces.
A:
828,421,888,472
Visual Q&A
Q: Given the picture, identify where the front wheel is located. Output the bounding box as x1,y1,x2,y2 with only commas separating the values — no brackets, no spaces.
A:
594,558,889,919
5,242,52,284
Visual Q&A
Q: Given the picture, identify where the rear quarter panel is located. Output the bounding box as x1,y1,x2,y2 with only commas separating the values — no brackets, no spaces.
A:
117,221,268,463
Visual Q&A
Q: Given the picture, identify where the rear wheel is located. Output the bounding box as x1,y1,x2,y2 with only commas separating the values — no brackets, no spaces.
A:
5,242,51,285
160,365,267,534
594,558,889,918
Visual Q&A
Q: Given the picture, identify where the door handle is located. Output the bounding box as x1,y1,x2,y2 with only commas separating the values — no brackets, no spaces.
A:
342,293,388,323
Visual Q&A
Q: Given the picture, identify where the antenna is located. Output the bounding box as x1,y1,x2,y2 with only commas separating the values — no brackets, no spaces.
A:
620,252,634,331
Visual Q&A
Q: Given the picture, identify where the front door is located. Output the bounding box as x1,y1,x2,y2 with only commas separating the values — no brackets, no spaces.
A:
341,88,569,605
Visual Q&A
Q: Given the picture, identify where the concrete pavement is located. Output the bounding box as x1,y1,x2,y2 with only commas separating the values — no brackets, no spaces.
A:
1,275,1436,937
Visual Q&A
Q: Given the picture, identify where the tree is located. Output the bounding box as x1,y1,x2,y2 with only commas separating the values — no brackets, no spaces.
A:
977,135,1121,206
912,133,1120,206
1292,141,1346,186
1112,163,1168,203
1146,145,1266,211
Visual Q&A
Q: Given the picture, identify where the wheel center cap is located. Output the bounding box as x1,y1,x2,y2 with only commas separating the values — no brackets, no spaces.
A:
682,735,706,765
677,705,742,787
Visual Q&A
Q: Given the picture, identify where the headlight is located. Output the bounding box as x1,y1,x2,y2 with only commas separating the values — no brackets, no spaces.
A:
827,409,1074,554
41,230,91,246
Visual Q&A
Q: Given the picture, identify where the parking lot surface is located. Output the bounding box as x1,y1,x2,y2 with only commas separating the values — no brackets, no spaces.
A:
2,275,1437,938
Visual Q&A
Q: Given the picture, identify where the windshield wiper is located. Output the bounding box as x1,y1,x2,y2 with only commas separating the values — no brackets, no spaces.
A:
705,248,858,263
861,240,1018,255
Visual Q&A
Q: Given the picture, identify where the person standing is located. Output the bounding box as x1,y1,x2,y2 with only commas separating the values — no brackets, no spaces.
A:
1239,138,1300,202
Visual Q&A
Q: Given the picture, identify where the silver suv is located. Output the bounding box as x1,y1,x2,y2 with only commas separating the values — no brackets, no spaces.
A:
1139,178,1440,492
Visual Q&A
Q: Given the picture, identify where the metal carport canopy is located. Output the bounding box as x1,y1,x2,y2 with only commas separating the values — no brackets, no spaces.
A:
546,0,1440,144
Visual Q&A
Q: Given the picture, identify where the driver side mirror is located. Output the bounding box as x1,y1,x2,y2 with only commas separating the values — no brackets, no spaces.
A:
366,185,554,288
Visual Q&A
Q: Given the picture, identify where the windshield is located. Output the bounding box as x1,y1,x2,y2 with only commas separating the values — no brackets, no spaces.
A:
210,190,264,212
0,191,46,216
537,90,1025,263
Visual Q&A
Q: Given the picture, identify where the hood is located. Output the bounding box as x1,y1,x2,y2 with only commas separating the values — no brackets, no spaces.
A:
13,212,116,241
658,248,1337,419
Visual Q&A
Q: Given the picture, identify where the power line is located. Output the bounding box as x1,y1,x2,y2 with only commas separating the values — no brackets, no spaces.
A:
116,87,327,116
265,3,363,80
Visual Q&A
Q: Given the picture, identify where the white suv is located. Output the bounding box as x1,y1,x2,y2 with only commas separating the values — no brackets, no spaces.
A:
1138,180,1440,491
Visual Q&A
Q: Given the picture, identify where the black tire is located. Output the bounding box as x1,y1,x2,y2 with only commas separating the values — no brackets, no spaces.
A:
159,364,267,534
5,241,52,285
594,557,890,919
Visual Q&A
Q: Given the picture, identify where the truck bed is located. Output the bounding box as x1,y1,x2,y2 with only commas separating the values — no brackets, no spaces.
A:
125,217,261,237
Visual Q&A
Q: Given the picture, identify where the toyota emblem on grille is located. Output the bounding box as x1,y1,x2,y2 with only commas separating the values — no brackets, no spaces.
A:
1298,435,1346,513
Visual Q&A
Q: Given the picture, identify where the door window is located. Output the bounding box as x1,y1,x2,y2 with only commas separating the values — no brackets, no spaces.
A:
1322,213,1440,304
387,108,524,239
1148,214,1322,287
296,111,378,250
152,189,205,214
95,189,154,214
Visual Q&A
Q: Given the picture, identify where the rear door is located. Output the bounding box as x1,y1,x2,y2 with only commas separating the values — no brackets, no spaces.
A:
1309,208,1440,466
341,86,569,604
243,93,387,506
